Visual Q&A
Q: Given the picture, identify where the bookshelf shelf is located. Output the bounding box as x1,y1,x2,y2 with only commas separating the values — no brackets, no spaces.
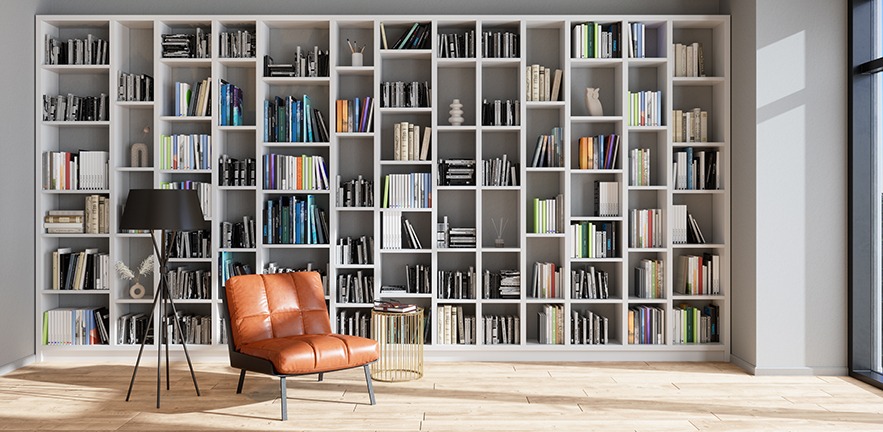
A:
36,14,729,362
41,290,110,295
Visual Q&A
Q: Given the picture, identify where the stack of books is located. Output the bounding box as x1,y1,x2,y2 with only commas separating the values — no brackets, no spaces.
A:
373,299,417,313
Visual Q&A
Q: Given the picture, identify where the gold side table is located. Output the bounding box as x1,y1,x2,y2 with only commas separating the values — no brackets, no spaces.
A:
370,307,424,382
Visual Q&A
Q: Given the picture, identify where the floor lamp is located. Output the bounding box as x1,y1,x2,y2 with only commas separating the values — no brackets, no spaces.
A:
120,189,206,408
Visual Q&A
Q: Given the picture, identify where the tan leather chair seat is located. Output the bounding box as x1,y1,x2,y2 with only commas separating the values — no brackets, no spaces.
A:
239,334,379,375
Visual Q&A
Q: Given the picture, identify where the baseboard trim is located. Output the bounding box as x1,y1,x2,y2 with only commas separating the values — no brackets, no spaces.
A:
730,355,847,376
730,354,755,374
0,355,36,376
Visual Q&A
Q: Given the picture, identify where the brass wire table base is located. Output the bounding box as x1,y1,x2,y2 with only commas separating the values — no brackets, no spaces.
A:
370,308,424,382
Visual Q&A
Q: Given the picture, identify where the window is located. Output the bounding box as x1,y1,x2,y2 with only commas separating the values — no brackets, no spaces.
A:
850,0,883,388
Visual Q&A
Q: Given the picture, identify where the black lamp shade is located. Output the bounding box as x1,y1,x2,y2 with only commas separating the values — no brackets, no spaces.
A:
119,189,207,231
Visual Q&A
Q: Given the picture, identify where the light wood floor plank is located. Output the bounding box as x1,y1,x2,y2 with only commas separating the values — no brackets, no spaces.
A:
0,361,880,431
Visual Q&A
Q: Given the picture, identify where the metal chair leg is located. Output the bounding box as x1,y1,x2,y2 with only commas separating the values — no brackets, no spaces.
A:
317,372,324,382
280,377,288,421
363,364,376,405
236,369,246,394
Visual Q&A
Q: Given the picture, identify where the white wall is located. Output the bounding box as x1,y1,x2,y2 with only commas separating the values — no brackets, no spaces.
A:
724,0,848,375
1,0,850,374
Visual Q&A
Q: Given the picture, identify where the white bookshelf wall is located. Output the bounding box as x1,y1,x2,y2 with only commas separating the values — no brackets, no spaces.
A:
36,15,729,361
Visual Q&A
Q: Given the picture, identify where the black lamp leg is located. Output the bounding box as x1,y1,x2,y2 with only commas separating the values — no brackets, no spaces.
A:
125,287,160,402
165,286,201,397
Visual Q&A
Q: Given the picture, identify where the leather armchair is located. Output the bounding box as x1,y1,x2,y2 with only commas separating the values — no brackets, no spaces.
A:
223,272,379,420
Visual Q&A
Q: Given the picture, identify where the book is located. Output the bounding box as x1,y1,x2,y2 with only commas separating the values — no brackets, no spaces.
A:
373,299,417,313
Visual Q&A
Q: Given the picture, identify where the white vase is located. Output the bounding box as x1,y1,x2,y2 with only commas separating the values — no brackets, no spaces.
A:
585,87,604,116
449,99,464,126
129,282,146,299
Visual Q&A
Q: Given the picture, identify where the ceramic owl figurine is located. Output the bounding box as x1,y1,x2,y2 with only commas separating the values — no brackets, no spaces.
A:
585,87,604,116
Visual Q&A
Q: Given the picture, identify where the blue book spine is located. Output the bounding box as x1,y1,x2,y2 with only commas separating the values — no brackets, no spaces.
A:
686,147,694,190
263,100,269,142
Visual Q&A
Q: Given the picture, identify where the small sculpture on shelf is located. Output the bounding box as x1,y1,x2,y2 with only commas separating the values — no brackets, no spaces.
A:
449,99,464,126
115,255,155,299
130,126,151,167
491,217,508,248
585,87,604,116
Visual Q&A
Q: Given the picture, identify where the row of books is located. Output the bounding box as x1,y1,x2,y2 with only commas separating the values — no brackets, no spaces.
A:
44,198,108,234
481,99,520,126
629,208,664,248
671,205,707,245
379,81,431,108
673,108,709,142
218,155,256,187
335,97,375,133
676,254,721,295
438,159,475,186
572,266,610,300
393,122,431,161
570,221,618,259
219,29,255,59
627,22,648,59
629,148,651,186
118,313,151,345
672,304,719,344
538,304,565,344
572,309,609,345
165,268,211,300
175,78,212,117
628,90,663,126
482,155,519,186
437,268,476,300
166,229,211,259
161,30,210,58
263,49,329,78
336,175,374,208
526,65,563,102
674,148,720,190
482,30,520,58
673,42,706,78
159,134,211,170
219,252,254,287
381,211,421,249
262,154,330,191
577,134,620,170
263,95,329,143
572,22,621,59
337,310,370,338
43,307,109,345
437,305,476,345
406,264,432,294
336,236,373,265
160,181,211,220
262,195,328,245
220,217,256,249
42,151,108,190
44,34,108,65
382,22,431,50
218,80,243,126
338,271,374,304
485,314,520,344
634,258,665,299
530,127,563,167
42,93,109,122
483,269,521,299
438,30,475,58
51,247,109,290
165,312,212,345
531,262,563,299
628,305,665,344
118,72,153,102
593,180,620,217
532,194,565,234
382,173,432,208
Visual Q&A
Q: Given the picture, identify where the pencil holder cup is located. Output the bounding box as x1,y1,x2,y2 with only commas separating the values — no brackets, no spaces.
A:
352,52,363,67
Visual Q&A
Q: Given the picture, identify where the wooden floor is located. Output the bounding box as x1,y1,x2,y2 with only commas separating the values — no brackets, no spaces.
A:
0,361,882,431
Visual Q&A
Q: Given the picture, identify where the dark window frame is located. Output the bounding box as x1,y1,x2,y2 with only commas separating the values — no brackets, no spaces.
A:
850,0,883,389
